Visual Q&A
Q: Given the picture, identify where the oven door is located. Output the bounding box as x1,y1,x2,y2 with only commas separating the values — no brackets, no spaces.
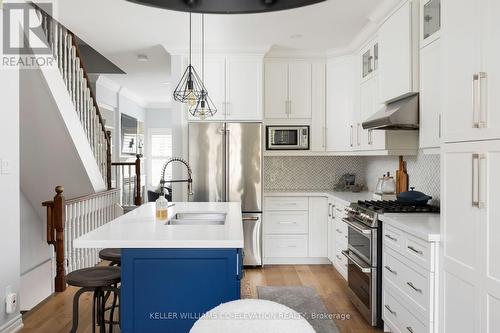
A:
342,249,378,326
342,217,376,266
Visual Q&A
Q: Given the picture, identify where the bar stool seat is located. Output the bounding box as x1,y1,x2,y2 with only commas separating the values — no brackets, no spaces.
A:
67,266,121,288
99,248,122,265
67,267,121,333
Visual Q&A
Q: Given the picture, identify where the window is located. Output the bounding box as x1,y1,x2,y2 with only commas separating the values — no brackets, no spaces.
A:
149,128,173,188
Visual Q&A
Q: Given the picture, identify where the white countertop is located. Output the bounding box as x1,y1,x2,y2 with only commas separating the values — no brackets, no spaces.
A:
264,190,374,205
73,202,244,249
380,213,441,242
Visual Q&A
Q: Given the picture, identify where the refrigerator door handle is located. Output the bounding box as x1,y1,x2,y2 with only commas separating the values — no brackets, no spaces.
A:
221,123,227,202
225,128,230,202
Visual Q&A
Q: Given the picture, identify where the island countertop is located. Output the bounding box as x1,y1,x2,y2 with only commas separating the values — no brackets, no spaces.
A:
73,202,244,249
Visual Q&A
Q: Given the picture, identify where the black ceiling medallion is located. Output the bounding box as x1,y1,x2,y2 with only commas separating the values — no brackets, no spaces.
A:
126,0,326,14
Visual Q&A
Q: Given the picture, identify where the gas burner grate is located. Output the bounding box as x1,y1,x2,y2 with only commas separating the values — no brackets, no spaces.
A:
357,200,440,214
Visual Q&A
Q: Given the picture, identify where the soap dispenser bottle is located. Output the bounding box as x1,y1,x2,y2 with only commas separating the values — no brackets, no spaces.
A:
156,189,169,221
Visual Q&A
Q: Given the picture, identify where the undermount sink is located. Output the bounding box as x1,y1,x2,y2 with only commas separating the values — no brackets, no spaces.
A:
166,212,226,225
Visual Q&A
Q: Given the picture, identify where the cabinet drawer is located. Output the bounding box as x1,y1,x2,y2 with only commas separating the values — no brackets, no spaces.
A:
383,224,403,251
265,197,309,211
383,287,427,333
383,247,431,318
264,211,308,234
264,235,308,257
404,234,432,270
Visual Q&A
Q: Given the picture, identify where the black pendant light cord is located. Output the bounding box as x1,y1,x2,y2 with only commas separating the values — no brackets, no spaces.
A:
201,14,205,85
189,12,192,66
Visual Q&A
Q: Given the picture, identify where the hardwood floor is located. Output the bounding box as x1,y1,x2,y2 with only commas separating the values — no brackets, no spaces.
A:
20,264,382,333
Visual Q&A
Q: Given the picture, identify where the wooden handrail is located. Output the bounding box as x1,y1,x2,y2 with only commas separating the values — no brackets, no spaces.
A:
112,154,142,206
43,186,121,292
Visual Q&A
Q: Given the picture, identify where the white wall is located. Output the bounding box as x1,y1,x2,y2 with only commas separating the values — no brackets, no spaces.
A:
0,66,22,330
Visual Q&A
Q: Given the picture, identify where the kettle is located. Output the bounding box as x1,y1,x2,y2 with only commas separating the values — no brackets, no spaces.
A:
381,172,396,194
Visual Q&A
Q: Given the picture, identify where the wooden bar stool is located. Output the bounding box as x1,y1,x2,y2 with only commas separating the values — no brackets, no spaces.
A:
66,266,121,333
99,248,122,266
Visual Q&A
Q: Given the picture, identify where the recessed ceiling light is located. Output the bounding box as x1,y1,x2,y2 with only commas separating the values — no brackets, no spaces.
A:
137,54,149,62
290,34,303,39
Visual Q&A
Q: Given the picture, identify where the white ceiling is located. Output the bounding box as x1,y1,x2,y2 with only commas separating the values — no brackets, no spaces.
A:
51,0,395,107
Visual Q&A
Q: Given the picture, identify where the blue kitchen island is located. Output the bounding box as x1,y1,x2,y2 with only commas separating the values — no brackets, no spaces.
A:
74,202,244,333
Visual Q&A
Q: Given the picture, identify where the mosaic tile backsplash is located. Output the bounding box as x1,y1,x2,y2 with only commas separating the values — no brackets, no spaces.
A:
264,151,440,205
264,156,366,191
364,152,441,204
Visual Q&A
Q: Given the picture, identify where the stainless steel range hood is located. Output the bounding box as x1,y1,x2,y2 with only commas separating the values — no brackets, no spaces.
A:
362,93,419,130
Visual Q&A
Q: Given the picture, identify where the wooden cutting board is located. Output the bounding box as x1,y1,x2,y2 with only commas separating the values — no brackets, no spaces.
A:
396,156,409,194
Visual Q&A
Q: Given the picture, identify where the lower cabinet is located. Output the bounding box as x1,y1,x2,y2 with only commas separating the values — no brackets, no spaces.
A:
263,195,328,264
332,202,348,279
382,222,439,333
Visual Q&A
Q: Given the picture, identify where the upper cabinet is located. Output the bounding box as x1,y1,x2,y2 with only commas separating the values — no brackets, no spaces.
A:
442,0,500,142
264,60,312,119
189,54,263,121
378,0,419,103
360,41,379,82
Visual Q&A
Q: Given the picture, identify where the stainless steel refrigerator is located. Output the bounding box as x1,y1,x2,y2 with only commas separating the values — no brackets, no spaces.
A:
188,122,263,266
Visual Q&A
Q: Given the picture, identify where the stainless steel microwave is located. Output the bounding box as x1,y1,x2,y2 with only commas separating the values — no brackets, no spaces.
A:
266,126,310,150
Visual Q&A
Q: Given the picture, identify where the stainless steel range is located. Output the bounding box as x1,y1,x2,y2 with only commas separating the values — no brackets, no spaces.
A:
342,200,440,328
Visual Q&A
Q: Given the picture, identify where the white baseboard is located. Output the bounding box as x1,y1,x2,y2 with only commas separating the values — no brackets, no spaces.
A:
263,257,331,265
0,315,23,333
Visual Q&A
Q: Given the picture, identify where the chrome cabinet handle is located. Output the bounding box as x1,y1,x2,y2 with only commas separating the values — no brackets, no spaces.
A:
279,245,297,248
472,72,487,128
385,305,396,316
407,327,414,333
472,153,487,209
407,246,423,255
328,203,332,217
322,127,326,148
341,250,371,273
385,265,397,275
331,204,335,217
385,234,398,242
279,221,297,225
407,281,423,293
350,125,354,147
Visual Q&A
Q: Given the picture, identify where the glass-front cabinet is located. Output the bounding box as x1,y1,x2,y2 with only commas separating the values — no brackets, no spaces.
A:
422,0,441,44
361,40,378,80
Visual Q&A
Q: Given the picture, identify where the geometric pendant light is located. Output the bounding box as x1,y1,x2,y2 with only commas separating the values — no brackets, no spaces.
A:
173,12,204,107
189,14,217,119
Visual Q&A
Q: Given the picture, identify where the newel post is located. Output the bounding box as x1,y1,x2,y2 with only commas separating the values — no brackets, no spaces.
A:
53,186,67,292
106,130,112,190
134,154,142,206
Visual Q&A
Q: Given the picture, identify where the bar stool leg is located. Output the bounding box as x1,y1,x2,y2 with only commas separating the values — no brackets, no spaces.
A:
92,291,97,333
70,287,93,333
100,289,106,333
108,284,119,333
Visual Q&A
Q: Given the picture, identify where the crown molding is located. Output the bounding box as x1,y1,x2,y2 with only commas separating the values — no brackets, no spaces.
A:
96,75,121,93
265,47,327,60
145,101,173,109
119,87,148,109
165,44,270,57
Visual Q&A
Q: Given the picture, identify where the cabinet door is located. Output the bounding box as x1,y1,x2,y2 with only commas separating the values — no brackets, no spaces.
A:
288,61,312,119
327,200,335,262
188,57,226,121
368,74,387,150
226,56,262,121
480,0,500,141
308,197,328,258
379,1,413,102
441,142,485,333
264,61,289,119
420,39,442,148
357,79,373,150
326,58,355,151
441,0,482,142
311,62,326,151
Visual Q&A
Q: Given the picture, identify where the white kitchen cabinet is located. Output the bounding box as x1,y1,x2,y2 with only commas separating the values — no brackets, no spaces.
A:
332,202,348,280
226,56,263,121
326,57,356,152
264,61,289,119
442,0,500,142
288,62,312,119
264,59,312,120
308,197,328,257
420,39,442,149
441,140,500,333
311,62,326,151
378,0,418,103
189,55,263,121
327,199,335,262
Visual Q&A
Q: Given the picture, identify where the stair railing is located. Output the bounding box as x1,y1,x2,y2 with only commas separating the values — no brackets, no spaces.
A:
111,154,143,207
43,186,121,292
35,5,112,189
